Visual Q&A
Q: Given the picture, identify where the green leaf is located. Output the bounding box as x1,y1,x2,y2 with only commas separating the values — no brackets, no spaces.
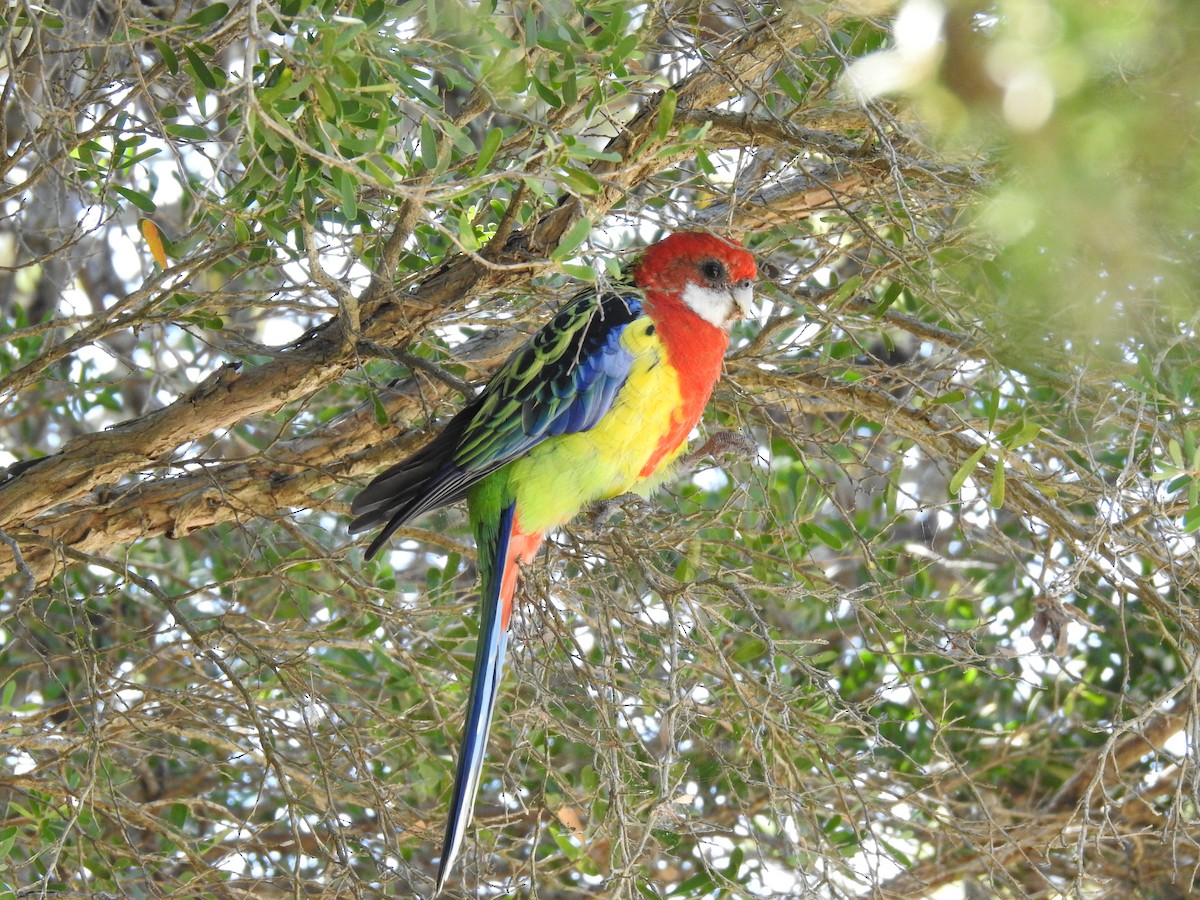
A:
371,641,411,680
362,1,386,24
928,389,966,406
551,827,582,859
561,65,578,106
807,522,844,550
419,119,438,171
878,836,913,868
111,185,156,213
125,147,163,168
335,168,358,220
532,76,562,108
723,845,745,879
990,461,1005,508
182,44,217,89
281,163,300,206
551,218,591,261
455,212,479,251
997,420,1041,449
166,803,189,829
559,263,596,281
985,386,1001,431
371,390,388,426
671,870,716,896
472,127,503,176
731,635,768,664
165,123,208,141
444,120,476,156
950,444,988,495
654,89,677,141
610,32,640,63
830,273,863,307
561,164,600,195
151,37,179,74
186,2,229,27
774,69,806,104
580,765,599,792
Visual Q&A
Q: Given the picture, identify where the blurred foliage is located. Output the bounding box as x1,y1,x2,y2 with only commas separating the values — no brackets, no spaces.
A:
0,0,1199,898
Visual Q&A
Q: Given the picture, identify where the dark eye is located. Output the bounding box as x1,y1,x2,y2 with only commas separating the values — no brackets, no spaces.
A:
699,259,726,283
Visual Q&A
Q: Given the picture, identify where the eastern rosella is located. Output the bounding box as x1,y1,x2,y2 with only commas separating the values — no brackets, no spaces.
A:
349,231,757,891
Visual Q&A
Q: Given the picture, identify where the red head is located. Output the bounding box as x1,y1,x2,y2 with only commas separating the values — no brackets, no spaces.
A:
633,231,758,330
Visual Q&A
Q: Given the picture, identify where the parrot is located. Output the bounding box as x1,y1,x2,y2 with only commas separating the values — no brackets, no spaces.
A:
348,230,757,891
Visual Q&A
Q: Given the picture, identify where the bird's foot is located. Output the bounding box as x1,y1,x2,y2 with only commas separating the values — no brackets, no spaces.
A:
681,430,759,470
588,492,651,528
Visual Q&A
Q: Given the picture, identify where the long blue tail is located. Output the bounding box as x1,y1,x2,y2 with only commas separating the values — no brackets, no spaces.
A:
436,500,528,892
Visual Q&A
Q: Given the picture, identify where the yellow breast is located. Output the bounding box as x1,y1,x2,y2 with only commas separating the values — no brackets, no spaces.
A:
506,318,685,534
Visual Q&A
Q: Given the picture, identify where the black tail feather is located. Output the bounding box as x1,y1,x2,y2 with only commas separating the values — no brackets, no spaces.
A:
349,413,477,558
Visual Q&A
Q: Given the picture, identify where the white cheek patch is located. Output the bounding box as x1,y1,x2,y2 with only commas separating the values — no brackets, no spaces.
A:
681,281,736,328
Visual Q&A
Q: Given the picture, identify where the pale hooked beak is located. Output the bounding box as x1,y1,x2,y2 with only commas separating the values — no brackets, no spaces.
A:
731,279,759,324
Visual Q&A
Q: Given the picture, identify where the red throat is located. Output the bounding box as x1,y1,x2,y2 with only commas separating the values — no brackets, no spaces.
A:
638,289,730,477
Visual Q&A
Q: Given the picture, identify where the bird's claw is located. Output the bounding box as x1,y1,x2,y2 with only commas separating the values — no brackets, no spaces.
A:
588,492,650,528
682,430,759,469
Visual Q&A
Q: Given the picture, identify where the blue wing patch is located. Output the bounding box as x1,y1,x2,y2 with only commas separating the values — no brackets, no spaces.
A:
458,290,642,465
520,294,639,437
